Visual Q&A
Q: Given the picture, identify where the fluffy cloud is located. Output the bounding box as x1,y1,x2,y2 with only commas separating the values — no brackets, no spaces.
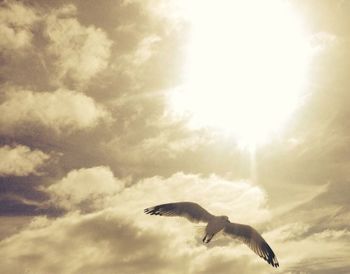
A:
45,4,112,83
0,1,38,51
0,145,49,176
0,88,110,134
0,170,275,274
110,173,270,225
0,2,112,85
46,168,269,224
2,168,349,273
0,211,175,274
47,166,124,211
1,208,348,274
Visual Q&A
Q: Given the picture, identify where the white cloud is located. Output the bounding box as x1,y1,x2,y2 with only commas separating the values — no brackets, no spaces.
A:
9,169,350,273
1,207,349,273
110,172,270,225
0,1,38,51
47,166,124,210
0,145,49,176
0,88,110,134
0,208,271,274
45,168,273,270
45,168,270,223
44,4,112,83
13,163,350,273
0,2,112,83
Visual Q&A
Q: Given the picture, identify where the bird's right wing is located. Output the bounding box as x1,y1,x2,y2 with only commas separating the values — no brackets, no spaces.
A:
224,222,279,267
144,202,214,223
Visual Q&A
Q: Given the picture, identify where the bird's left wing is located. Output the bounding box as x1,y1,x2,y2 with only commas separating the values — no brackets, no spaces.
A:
144,202,214,223
224,222,279,267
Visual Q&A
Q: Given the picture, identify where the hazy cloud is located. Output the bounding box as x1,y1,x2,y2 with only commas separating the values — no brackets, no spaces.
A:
0,1,38,51
106,128,213,164
102,120,250,178
0,145,49,176
310,32,337,52
0,88,110,134
271,226,350,273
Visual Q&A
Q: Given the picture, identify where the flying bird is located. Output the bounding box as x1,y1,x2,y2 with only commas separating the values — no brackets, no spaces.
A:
144,202,279,268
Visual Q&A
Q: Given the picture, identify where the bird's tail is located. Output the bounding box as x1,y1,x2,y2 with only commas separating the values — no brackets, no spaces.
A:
202,233,214,244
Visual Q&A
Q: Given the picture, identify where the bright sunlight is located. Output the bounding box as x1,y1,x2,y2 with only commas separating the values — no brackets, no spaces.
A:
170,0,312,150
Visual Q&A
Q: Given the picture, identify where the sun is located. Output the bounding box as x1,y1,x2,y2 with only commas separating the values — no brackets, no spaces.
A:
169,0,312,150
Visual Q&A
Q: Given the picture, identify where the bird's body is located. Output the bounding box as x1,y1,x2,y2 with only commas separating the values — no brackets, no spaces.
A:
203,215,228,243
144,202,279,268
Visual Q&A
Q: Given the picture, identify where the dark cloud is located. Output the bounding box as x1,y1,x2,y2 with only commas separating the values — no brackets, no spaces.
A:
0,212,173,274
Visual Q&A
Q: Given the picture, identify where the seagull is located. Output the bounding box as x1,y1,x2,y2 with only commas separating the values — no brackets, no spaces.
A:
144,201,279,268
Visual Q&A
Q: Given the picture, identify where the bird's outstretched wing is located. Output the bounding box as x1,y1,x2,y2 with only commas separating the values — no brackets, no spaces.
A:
224,222,279,267
144,202,214,223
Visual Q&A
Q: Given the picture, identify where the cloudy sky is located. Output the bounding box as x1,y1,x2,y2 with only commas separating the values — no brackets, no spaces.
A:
1,0,350,273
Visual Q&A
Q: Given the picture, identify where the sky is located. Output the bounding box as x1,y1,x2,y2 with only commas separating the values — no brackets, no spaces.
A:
0,0,350,273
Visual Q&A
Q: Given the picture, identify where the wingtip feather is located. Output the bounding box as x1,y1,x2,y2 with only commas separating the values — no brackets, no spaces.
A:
268,256,279,268
144,206,162,216
144,207,153,214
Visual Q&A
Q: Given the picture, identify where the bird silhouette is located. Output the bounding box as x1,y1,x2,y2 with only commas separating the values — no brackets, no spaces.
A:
144,201,279,267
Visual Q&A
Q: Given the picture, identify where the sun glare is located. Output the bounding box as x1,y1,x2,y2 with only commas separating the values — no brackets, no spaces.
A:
170,0,312,150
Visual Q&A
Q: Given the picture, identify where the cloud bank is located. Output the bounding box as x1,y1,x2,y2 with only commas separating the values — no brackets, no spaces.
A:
0,169,275,274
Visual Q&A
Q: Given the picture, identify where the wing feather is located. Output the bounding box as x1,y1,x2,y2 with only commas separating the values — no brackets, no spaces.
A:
224,222,279,267
144,202,214,223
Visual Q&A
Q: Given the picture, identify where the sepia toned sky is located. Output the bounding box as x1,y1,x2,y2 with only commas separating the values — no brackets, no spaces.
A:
1,0,350,273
